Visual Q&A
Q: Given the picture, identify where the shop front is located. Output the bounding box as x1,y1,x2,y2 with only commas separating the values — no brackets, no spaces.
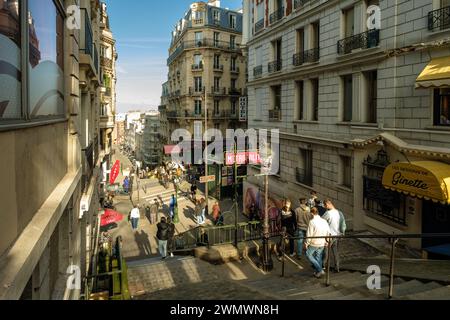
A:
382,161,450,258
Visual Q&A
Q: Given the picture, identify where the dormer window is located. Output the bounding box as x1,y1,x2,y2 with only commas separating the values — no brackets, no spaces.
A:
229,14,236,29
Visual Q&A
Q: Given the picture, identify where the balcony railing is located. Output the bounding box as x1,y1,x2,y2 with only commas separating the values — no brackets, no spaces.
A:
294,0,311,10
269,7,284,25
168,39,242,65
337,29,380,55
80,9,93,58
192,62,203,71
211,87,227,95
254,65,263,78
428,6,450,31
213,64,224,72
230,66,240,73
255,19,265,34
269,109,281,121
101,56,113,69
296,167,312,186
228,88,242,96
189,86,206,95
293,47,320,66
268,60,282,73
93,44,99,74
193,19,204,25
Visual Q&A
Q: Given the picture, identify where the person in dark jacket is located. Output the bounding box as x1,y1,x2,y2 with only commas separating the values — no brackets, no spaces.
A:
167,217,176,258
314,199,327,217
278,199,297,259
156,217,170,259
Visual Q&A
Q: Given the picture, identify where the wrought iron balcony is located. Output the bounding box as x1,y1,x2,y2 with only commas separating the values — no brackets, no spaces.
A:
293,47,320,66
211,86,227,95
255,19,265,34
213,64,224,72
192,62,203,71
101,56,113,69
428,6,450,31
337,29,380,55
268,60,282,73
294,0,311,10
189,86,206,95
230,66,240,73
269,7,284,25
269,109,281,121
253,65,263,78
228,88,242,96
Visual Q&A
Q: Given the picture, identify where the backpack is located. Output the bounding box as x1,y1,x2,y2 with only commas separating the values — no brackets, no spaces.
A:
338,210,347,235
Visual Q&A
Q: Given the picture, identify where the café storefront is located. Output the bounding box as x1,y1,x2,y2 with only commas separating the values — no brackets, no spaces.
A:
382,161,450,258
353,133,450,258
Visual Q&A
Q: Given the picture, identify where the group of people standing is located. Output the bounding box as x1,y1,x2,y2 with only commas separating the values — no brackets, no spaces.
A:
278,191,347,279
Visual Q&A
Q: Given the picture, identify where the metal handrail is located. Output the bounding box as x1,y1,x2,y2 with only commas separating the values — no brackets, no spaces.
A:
337,29,380,54
278,232,450,299
428,5,450,31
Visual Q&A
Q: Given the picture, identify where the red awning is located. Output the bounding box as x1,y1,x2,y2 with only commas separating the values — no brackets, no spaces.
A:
164,145,181,155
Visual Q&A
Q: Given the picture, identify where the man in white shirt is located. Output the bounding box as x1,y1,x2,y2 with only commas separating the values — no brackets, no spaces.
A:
322,200,343,273
130,205,140,231
305,207,331,278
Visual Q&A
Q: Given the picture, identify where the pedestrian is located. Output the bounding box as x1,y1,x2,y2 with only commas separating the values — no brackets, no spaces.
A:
130,204,140,231
156,217,170,259
169,194,177,220
167,217,176,258
314,198,326,217
294,198,313,260
305,207,331,278
150,199,159,225
307,191,318,209
123,176,130,194
322,200,346,273
195,199,203,225
212,202,221,225
277,199,297,259
197,227,209,247
200,198,207,225
190,182,197,201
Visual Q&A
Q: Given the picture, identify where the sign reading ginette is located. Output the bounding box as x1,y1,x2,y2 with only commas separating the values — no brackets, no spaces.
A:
200,175,216,183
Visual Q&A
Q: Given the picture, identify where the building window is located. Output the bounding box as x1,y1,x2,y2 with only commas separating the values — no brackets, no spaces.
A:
194,54,202,67
311,78,319,121
312,21,320,50
229,14,236,29
194,77,203,92
213,10,220,23
231,78,237,90
231,99,237,115
214,123,220,130
1,0,65,121
434,88,450,126
364,70,377,123
230,35,236,50
340,156,352,188
296,81,304,121
363,150,407,225
0,0,21,119
214,54,220,68
343,7,355,38
296,28,305,54
195,32,203,46
231,56,237,71
214,100,220,115
195,100,202,115
214,77,220,90
296,148,313,186
342,74,353,122
213,32,220,47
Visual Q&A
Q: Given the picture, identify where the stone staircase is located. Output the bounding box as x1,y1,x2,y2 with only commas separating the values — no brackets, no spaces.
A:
126,253,450,300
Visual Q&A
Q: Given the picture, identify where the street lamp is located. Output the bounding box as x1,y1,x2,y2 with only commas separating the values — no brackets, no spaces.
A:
260,144,274,272
203,89,209,216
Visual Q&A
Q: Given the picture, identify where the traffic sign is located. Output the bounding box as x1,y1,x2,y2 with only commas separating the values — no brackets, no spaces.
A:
200,175,216,183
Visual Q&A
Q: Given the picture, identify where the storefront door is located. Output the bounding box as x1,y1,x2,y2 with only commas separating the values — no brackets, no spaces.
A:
422,200,450,258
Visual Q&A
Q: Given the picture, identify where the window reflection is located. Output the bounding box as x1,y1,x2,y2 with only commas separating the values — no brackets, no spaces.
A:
28,0,64,118
0,0,21,119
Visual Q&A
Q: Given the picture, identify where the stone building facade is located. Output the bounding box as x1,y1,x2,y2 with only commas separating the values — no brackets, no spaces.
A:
164,0,247,141
243,0,450,253
0,0,116,299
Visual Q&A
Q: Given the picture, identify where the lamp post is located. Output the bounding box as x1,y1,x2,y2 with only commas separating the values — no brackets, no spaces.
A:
173,176,180,223
203,89,209,216
260,144,273,272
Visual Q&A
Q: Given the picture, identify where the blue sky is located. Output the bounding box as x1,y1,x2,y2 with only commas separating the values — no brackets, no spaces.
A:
104,0,243,113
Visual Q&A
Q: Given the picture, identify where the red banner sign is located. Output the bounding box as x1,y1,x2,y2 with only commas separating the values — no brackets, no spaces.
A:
225,152,261,166
109,160,120,185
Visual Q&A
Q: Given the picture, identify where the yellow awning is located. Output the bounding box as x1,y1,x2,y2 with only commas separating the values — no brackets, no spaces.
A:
416,56,450,89
382,161,450,204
